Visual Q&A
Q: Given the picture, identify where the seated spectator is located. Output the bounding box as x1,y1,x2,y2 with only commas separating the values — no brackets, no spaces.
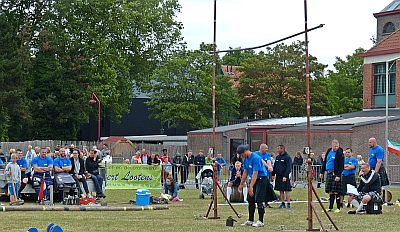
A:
123,159,130,164
147,153,160,165
163,176,181,202
5,153,21,205
131,151,142,164
53,148,72,201
53,148,72,174
31,148,54,203
227,161,247,202
85,150,105,198
70,149,91,198
348,163,382,214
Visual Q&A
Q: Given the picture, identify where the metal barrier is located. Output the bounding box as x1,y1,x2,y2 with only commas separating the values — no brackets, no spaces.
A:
156,163,325,189
159,164,231,188
291,164,323,188
387,165,400,184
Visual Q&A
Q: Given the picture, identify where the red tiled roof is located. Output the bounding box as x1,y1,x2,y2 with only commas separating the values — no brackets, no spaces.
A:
360,28,400,57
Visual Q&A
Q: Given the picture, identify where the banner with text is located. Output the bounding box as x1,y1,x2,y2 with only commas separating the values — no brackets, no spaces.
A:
106,164,162,189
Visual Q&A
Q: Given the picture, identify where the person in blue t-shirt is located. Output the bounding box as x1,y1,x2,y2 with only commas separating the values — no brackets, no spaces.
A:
31,148,54,202
254,144,273,175
214,153,227,181
238,145,268,228
254,144,276,208
16,149,29,194
368,137,389,186
320,139,344,213
53,148,72,174
341,148,358,208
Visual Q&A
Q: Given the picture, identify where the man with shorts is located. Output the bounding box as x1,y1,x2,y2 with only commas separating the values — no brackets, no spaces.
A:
238,145,269,227
320,139,344,213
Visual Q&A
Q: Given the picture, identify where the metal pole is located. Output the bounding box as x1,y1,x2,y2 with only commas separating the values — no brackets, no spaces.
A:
304,0,312,230
304,0,311,148
98,99,101,142
211,0,218,219
385,61,389,177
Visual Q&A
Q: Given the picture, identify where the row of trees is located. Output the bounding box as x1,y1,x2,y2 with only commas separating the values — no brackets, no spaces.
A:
145,42,365,127
0,1,365,141
0,0,183,141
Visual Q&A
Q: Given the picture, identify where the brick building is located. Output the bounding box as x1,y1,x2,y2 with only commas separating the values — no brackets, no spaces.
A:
361,0,400,109
187,1,400,182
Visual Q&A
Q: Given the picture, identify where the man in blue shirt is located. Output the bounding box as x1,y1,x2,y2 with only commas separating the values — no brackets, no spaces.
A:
53,148,72,174
31,148,54,202
341,148,358,208
254,144,276,208
368,137,389,186
238,145,268,228
320,139,344,213
254,144,273,174
16,149,29,194
214,153,226,182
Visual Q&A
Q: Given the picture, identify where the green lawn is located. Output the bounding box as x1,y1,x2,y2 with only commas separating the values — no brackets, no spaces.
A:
1,187,399,232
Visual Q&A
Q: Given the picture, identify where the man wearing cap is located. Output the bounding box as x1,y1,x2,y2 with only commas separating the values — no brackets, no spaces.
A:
238,145,269,228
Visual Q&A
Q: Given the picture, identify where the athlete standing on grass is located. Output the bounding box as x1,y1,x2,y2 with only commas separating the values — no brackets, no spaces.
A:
238,145,268,228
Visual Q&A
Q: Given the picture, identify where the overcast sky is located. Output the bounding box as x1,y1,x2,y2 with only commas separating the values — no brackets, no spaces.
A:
177,0,390,70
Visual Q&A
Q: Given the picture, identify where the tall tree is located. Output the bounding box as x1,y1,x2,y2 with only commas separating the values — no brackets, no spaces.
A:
325,48,365,114
143,44,240,129
221,48,256,66
0,0,184,140
0,9,32,141
238,41,329,118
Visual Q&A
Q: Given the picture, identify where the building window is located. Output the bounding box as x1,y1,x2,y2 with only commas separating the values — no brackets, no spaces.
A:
383,22,396,34
373,62,396,107
374,62,396,94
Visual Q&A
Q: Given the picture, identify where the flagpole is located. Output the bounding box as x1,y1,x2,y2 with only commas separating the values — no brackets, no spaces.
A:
385,60,389,179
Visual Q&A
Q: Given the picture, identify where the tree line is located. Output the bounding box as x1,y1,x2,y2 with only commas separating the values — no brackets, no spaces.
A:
0,0,364,141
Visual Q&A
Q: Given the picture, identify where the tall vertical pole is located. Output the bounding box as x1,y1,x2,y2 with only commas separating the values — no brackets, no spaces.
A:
304,0,313,230
97,100,101,142
212,0,218,219
385,60,389,203
304,0,311,148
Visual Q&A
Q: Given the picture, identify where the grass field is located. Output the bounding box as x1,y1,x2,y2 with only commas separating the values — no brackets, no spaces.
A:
1,187,399,232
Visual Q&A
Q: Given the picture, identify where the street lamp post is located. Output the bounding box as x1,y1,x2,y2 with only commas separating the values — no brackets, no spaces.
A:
89,92,101,142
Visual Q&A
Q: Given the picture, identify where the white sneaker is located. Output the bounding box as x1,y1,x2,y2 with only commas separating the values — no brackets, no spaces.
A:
252,221,264,227
241,220,253,226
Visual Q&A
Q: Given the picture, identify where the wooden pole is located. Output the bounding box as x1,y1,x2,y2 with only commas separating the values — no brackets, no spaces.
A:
0,205,169,212
210,0,219,220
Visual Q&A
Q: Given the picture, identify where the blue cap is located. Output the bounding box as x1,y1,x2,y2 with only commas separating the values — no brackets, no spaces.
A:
237,145,249,155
